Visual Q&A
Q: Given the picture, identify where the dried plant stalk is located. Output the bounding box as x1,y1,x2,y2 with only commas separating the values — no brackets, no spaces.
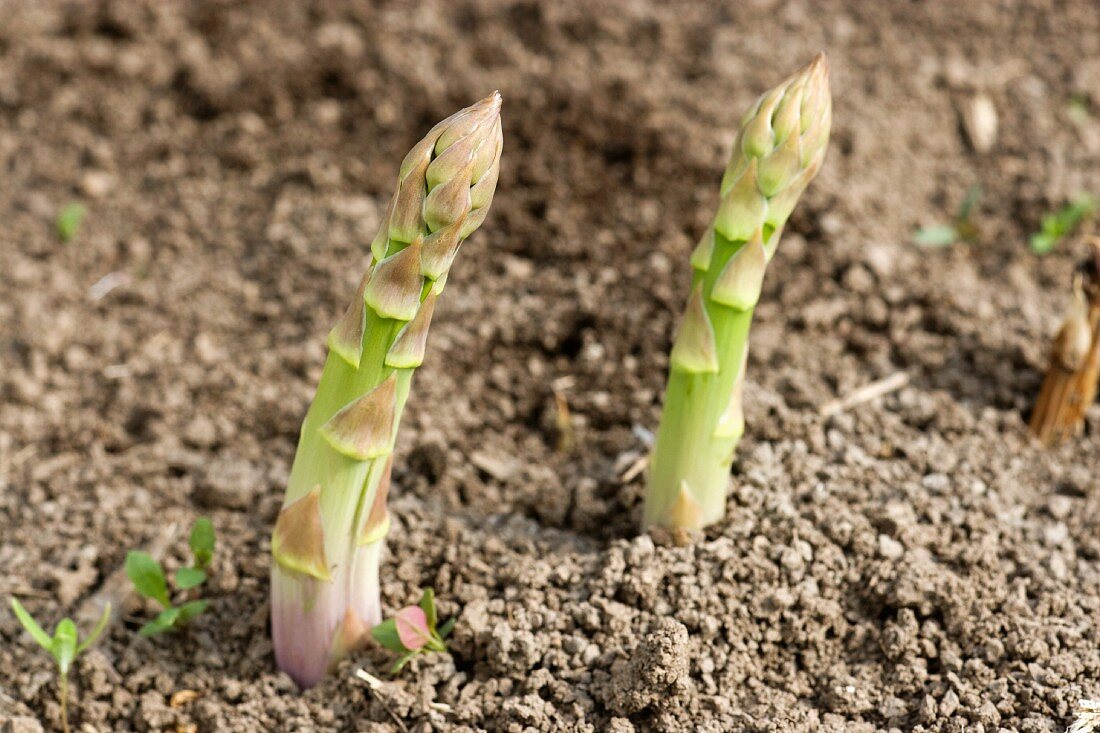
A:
1029,239,1100,446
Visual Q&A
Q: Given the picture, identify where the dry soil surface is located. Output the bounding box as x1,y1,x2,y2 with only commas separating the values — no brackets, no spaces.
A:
3,1,1100,731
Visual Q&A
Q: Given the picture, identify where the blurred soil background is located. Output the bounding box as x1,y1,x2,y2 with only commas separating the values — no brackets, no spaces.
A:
2,1,1100,731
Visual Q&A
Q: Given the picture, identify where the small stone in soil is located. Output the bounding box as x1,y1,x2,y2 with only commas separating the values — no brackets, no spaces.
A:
194,455,266,511
1,719,44,733
471,450,517,482
408,441,447,483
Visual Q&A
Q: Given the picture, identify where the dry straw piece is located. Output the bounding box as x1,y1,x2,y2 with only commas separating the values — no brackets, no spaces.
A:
1029,238,1100,446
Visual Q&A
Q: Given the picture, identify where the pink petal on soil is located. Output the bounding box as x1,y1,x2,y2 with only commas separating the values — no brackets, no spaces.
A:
394,606,431,650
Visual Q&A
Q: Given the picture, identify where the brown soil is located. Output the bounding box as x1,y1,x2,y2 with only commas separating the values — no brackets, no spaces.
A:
3,1,1100,731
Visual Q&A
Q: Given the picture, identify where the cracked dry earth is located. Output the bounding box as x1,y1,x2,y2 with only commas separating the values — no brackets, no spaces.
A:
3,0,1100,731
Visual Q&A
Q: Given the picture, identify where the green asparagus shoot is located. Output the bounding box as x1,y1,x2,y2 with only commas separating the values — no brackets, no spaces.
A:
270,93,502,688
1030,194,1096,254
126,517,215,636
644,54,832,533
56,202,86,243
370,589,454,674
913,185,982,248
10,598,111,733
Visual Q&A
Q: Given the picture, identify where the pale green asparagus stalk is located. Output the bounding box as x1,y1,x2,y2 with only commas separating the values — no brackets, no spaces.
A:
271,93,502,687
644,54,831,532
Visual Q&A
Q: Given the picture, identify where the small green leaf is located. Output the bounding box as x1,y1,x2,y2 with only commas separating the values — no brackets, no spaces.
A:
56,202,87,243
389,650,419,675
370,619,407,653
437,617,456,640
1030,195,1096,254
139,607,181,637
1030,232,1057,254
52,619,78,676
174,567,207,590
418,588,437,630
125,552,170,607
10,598,53,651
176,600,209,625
77,603,112,654
1068,95,1090,126
913,224,958,248
189,518,215,570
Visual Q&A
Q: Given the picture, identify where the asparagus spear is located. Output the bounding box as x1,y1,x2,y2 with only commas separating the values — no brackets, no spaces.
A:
271,93,502,688
644,55,831,532
1029,239,1100,446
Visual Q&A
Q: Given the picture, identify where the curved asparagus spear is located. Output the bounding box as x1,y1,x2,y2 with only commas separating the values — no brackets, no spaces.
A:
644,55,831,532
271,93,503,688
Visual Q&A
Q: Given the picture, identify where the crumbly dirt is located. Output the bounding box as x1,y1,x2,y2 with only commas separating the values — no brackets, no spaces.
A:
3,1,1100,731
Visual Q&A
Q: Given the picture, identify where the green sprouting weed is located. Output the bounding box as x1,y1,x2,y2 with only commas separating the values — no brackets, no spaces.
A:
56,202,86,243
370,588,455,674
137,600,210,637
175,517,216,590
1030,194,1097,254
912,224,958,248
125,552,171,607
913,186,982,248
10,598,111,733
174,567,206,591
126,517,216,636
189,517,215,570
1068,94,1091,126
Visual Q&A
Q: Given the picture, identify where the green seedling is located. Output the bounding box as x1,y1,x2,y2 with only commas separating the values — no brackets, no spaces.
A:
370,589,455,674
1031,194,1097,254
1068,94,1091,127
913,185,982,247
56,202,86,243
10,598,111,733
126,518,215,636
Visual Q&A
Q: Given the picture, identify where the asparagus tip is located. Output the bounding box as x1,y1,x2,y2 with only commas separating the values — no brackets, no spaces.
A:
807,50,829,75
481,90,502,113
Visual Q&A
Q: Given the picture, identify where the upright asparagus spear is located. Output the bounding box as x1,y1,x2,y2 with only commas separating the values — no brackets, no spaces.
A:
271,93,502,688
1029,239,1100,446
644,55,831,532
